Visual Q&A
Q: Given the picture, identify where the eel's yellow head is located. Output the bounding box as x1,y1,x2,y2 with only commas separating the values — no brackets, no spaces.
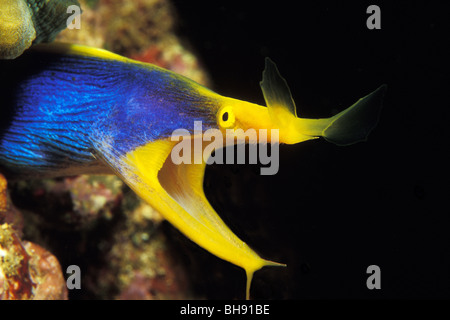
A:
214,58,321,146
215,98,316,145
214,58,386,148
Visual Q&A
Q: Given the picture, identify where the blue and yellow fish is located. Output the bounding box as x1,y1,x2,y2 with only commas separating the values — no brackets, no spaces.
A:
0,43,385,298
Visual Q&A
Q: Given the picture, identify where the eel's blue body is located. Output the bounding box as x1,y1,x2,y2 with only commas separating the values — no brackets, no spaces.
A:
0,46,217,177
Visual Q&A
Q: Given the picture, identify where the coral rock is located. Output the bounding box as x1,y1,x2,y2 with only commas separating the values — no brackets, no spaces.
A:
0,174,24,235
0,173,67,300
0,223,35,299
0,0,81,59
24,241,68,300
0,224,68,300
0,0,36,59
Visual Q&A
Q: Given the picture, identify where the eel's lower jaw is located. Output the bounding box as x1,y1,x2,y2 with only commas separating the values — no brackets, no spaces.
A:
159,138,288,299
117,138,285,299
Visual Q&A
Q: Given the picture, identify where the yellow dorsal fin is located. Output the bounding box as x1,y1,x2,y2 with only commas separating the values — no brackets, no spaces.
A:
31,42,133,62
260,58,298,124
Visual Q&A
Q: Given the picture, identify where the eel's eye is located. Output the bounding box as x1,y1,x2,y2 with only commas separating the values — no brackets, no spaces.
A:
222,112,229,122
218,106,235,129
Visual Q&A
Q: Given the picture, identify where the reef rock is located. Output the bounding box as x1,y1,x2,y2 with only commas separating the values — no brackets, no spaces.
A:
0,0,80,59
0,174,67,300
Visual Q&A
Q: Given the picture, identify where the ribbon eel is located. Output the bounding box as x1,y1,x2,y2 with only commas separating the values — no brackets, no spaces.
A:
0,43,386,299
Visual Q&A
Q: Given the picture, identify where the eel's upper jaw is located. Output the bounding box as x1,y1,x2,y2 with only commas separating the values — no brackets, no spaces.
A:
259,58,387,146
94,136,285,299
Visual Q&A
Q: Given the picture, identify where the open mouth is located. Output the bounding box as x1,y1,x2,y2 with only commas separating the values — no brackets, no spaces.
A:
158,137,226,233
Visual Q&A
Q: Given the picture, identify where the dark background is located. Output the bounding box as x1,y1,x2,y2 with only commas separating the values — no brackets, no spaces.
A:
166,0,450,299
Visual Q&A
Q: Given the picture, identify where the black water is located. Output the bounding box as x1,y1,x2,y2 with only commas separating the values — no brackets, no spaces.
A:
170,0,450,299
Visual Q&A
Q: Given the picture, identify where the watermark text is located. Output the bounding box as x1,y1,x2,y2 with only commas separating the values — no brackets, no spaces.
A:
170,121,280,175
